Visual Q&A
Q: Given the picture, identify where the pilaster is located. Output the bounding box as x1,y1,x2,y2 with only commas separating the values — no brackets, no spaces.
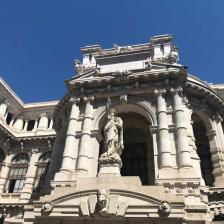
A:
0,154,13,193
19,149,40,203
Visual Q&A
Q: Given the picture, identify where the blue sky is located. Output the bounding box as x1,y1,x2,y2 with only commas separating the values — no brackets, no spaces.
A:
0,0,223,102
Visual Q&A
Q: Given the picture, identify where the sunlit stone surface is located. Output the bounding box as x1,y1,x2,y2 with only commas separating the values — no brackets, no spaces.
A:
0,35,224,223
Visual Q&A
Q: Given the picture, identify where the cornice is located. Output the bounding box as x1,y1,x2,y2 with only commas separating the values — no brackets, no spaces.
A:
0,121,56,141
0,77,58,112
185,75,224,113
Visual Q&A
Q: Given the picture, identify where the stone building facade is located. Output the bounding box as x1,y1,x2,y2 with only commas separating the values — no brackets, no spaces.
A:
0,34,224,223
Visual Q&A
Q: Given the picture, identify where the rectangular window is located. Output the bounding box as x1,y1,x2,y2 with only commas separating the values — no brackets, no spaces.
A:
6,167,27,193
33,166,48,192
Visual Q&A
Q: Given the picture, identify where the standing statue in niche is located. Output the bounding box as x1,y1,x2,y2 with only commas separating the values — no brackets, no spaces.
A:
99,107,124,167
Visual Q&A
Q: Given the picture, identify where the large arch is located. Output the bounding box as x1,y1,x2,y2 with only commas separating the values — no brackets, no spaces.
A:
95,98,156,185
93,96,157,131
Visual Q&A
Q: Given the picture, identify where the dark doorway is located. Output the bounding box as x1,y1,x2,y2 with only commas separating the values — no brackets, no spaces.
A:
119,113,154,185
121,143,149,184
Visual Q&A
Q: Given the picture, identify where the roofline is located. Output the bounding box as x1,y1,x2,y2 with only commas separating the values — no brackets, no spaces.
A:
0,76,59,107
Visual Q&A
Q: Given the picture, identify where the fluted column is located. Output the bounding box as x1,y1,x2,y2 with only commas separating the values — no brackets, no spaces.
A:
0,99,9,121
0,154,13,193
154,89,172,168
37,113,49,130
77,96,94,175
20,149,40,203
171,87,191,168
60,98,80,172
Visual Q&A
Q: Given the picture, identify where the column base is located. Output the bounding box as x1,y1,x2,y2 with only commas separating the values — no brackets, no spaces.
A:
53,171,77,187
98,163,121,177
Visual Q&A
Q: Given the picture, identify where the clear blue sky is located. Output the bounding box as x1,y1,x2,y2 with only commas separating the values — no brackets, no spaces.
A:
0,0,223,103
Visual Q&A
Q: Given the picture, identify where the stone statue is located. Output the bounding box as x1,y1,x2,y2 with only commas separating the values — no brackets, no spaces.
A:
99,108,124,167
74,59,83,75
168,47,179,64
96,189,110,216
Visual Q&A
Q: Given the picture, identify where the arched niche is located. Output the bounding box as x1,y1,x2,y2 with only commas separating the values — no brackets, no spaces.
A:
192,113,214,186
93,97,157,132
96,101,155,185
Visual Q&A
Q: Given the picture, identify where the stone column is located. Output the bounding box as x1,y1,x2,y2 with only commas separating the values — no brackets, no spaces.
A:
154,89,172,168
0,154,13,193
77,96,94,176
23,120,28,132
214,115,224,149
37,113,49,130
60,98,80,172
33,118,38,131
13,115,24,130
48,118,53,129
20,149,40,203
9,118,15,127
208,115,224,187
171,87,191,168
0,99,9,120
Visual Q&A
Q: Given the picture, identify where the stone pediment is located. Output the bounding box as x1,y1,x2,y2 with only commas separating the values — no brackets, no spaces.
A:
31,180,185,221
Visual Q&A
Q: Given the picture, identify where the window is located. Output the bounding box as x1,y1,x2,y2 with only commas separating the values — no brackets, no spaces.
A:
33,151,51,192
6,112,13,125
27,120,35,131
0,149,5,163
5,153,29,193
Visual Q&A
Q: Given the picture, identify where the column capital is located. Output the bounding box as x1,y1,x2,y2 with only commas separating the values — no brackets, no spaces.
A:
83,96,95,103
16,114,24,120
212,113,223,122
0,98,9,106
39,112,48,118
70,97,81,104
31,148,39,154
170,87,183,95
154,89,166,96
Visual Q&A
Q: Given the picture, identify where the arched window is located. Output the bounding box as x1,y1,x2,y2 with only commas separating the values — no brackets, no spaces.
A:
34,151,51,192
5,153,29,193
